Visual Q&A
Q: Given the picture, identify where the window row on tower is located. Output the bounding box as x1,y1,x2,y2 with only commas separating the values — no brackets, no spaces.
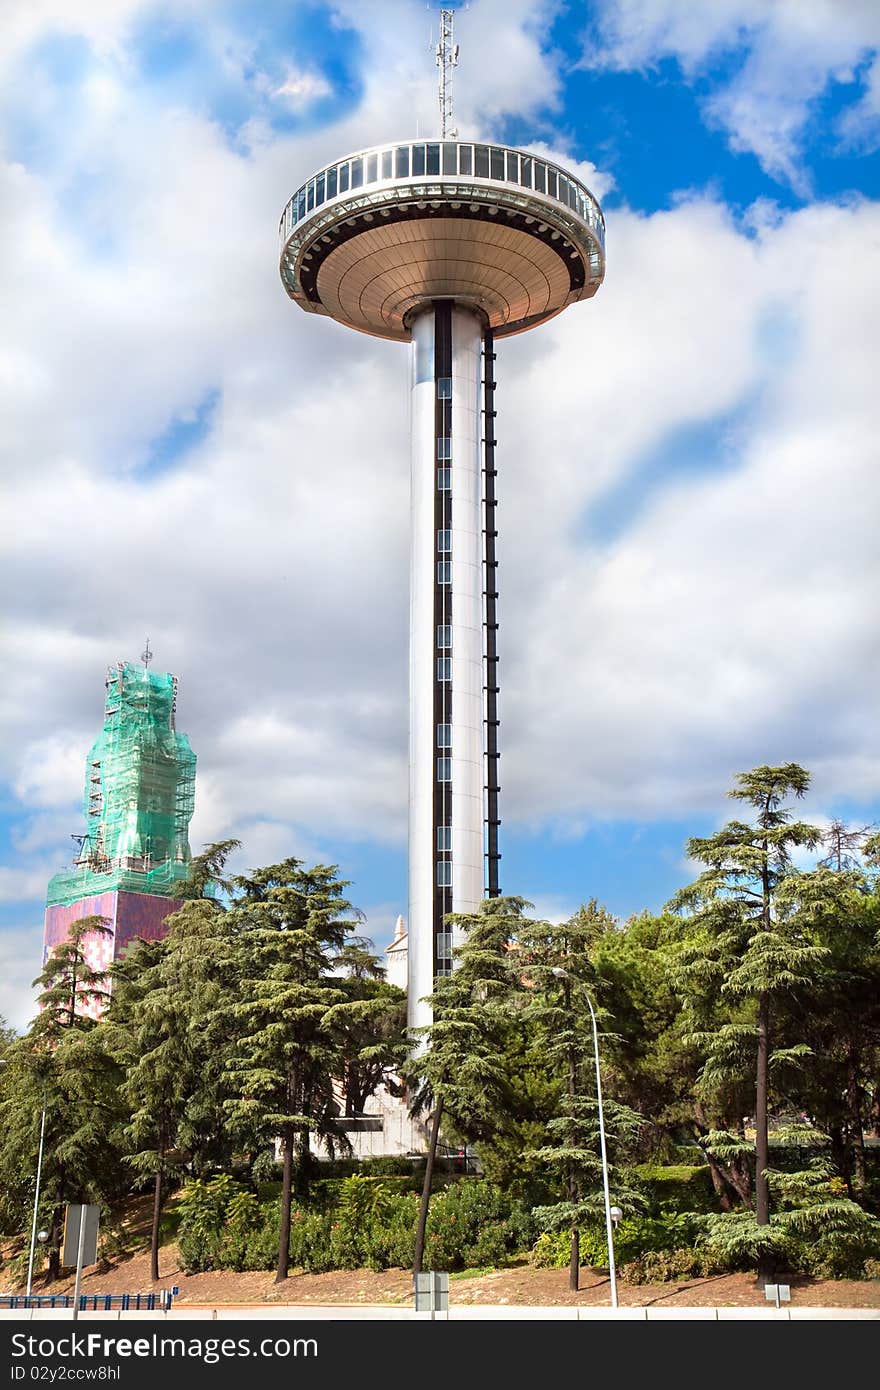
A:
281,142,605,247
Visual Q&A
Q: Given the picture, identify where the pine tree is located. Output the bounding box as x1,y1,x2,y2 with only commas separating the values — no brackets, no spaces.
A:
327,942,408,1118
409,896,529,1274
174,838,241,901
9,915,123,1279
773,845,880,1199
518,902,642,1291
220,860,362,1282
105,937,191,1281
32,916,113,1035
669,764,826,1279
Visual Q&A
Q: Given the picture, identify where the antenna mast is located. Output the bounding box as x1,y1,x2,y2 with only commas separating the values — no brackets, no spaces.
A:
435,8,459,139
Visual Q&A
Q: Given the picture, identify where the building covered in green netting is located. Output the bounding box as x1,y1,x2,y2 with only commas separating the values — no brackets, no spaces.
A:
43,661,199,1013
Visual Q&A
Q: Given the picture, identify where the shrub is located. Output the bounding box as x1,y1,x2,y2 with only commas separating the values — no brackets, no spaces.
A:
529,1231,569,1269
622,1248,717,1284
250,1150,281,1186
177,1175,247,1273
288,1210,335,1272
630,1164,717,1215
243,1205,280,1271
368,1193,419,1270
612,1211,706,1263
326,1177,394,1269
359,1156,422,1180
219,1190,262,1272
423,1180,531,1271
783,1223,880,1280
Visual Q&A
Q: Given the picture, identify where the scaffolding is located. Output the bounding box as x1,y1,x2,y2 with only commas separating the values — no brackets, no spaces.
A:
46,662,197,906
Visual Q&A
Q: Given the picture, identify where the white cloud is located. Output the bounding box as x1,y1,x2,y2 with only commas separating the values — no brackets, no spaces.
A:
836,53,880,152
0,924,43,1032
583,0,880,190
13,736,87,810
0,0,877,963
273,69,333,107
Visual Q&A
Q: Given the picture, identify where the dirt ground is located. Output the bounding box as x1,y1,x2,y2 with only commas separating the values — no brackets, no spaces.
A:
21,1244,880,1310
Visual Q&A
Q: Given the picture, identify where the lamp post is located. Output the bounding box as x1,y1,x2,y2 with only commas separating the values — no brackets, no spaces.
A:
0,1060,49,1300
551,966,619,1308
26,1083,48,1299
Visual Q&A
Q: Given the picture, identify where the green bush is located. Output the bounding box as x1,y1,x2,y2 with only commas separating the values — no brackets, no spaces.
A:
528,1231,570,1269
360,1156,422,1179
528,1210,707,1272
630,1164,717,1215
243,1205,280,1271
177,1175,248,1273
783,1224,880,1280
326,1176,398,1270
621,1248,717,1284
368,1193,419,1269
612,1211,706,1263
423,1180,533,1271
219,1190,262,1272
288,1210,335,1272
178,1172,535,1275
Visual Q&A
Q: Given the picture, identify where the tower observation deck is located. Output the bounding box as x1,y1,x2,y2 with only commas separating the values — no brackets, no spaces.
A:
280,131,605,1035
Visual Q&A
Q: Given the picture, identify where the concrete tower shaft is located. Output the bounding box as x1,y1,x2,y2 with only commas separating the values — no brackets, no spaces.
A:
280,138,605,1034
408,304,484,1034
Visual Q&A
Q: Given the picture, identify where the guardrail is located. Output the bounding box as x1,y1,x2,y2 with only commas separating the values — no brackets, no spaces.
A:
0,1289,178,1312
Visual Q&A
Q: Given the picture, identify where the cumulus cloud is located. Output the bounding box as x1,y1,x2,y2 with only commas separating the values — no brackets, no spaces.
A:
582,0,880,191
498,195,880,824
273,68,333,107
0,924,43,1032
0,0,877,966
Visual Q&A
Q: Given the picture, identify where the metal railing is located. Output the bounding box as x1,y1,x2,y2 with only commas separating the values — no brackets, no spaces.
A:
280,139,604,251
0,1289,178,1311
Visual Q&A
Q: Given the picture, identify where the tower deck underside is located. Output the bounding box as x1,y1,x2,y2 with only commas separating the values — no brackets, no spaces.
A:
280,140,604,342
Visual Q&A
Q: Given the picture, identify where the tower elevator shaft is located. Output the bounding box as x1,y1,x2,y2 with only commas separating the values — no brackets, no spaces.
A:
407,301,499,1034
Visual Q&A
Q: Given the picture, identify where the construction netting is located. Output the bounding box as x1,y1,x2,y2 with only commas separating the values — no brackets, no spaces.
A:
46,662,197,907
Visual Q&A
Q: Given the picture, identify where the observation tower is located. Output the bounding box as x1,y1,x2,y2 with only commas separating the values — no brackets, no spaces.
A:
279,13,605,1033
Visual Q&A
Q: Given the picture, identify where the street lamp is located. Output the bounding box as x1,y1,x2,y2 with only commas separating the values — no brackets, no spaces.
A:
26,1083,48,1299
0,1060,49,1300
551,965,619,1308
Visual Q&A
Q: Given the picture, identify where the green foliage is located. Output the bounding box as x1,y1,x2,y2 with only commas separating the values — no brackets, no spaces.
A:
630,1164,717,1215
621,1248,717,1283
177,1175,247,1272
528,1209,705,1272
701,1210,790,1268
613,1211,706,1263
174,839,241,901
32,916,114,1036
423,1180,535,1271
528,1231,571,1269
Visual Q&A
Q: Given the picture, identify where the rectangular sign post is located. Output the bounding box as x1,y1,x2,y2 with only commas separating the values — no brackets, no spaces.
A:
414,1271,449,1319
61,1204,100,1321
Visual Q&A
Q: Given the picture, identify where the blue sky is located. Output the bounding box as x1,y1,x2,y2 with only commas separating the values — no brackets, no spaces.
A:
1,0,878,1028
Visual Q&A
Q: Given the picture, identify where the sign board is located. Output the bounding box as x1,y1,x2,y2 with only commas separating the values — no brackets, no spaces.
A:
61,1204,100,1268
414,1271,449,1311
764,1283,791,1307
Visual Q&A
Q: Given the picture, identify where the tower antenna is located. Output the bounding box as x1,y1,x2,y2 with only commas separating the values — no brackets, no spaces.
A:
141,636,153,670
435,8,459,139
